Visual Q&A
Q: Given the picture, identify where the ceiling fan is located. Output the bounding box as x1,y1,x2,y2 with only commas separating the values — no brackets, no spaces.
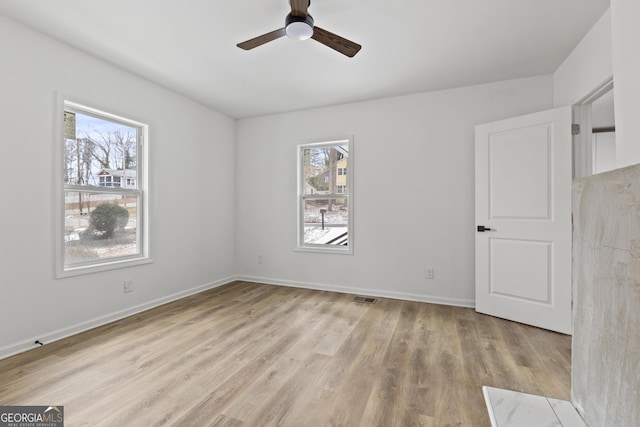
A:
237,0,361,58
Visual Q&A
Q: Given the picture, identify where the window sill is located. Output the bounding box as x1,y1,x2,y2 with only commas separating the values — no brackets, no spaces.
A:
57,256,153,278
294,246,353,255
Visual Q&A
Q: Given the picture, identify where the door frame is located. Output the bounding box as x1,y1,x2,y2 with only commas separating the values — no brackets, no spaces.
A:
572,76,614,178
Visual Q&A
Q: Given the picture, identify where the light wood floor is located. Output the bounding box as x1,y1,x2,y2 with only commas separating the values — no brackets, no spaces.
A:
0,281,571,426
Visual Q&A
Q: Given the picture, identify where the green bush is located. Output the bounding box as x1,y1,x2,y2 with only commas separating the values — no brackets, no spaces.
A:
87,203,129,239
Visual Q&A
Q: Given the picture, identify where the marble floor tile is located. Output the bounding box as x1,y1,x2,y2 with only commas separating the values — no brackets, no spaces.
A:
483,386,586,427
548,398,588,427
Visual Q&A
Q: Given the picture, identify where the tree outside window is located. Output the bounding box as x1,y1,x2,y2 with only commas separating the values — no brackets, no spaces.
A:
58,101,149,276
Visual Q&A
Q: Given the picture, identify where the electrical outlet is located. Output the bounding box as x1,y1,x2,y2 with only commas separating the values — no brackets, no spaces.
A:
124,279,134,293
425,268,435,279
258,255,264,264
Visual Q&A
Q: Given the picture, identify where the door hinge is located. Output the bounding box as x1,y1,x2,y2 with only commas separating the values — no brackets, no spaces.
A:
572,124,581,135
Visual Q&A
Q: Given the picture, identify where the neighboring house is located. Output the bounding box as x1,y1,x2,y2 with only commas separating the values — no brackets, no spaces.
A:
307,151,349,194
304,181,318,195
336,157,347,193
97,168,136,189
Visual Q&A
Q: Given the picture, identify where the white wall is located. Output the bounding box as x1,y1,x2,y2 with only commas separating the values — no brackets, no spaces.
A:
593,132,617,173
554,3,640,168
236,76,553,306
553,9,612,107
0,16,236,358
611,0,640,167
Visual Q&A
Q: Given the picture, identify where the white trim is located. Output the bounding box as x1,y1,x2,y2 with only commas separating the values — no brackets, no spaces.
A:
0,275,475,360
64,99,148,129
55,94,151,277
236,275,476,308
64,184,139,195
572,104,593,179
293,245,352,255
574,75,614,105
54,91,66,278
301,194,350,201
0,276,236,360
297,136,354,254
57,256,154,278
572,76,614,179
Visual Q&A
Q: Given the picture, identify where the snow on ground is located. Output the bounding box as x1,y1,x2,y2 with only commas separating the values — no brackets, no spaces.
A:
304,208,348,224
304,227,331,243
304,207,348,244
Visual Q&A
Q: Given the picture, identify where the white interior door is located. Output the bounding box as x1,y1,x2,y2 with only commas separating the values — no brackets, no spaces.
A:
475,107,572,334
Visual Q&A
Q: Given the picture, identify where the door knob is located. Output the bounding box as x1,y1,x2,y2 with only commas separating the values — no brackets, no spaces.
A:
477,225,493,232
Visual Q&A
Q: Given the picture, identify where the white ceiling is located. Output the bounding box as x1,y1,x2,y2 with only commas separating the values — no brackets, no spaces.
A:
0,0,609,119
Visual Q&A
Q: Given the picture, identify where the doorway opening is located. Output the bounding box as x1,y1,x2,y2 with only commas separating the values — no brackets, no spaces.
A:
572,77,615,178
591,89,616,173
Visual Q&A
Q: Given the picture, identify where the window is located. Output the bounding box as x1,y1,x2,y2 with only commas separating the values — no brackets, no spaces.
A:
57,100,150,276
298,138,352,253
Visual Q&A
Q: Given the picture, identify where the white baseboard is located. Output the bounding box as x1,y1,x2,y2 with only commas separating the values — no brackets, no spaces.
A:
0,276,236,360
236,275,476,308
2,275,475,360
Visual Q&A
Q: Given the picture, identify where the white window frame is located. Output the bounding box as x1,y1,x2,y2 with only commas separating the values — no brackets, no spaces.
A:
296,137,353,254
55,97,151,277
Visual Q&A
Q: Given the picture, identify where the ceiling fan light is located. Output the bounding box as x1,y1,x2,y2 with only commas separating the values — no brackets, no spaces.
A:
286,22,313,40
285,13,314,40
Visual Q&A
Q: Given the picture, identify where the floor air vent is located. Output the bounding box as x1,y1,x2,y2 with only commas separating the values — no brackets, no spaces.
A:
353,296,377,304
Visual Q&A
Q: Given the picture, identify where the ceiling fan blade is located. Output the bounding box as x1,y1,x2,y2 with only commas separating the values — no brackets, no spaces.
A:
311,26,361,57
290,0,309,17
237,28,286,50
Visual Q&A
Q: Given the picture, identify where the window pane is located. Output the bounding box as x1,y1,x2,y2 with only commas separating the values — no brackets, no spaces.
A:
64,191,139,264
64,111,138,188
303,198,348,246
302,145,348,195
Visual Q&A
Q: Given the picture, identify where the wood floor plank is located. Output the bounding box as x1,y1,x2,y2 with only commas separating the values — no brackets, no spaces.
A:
0,281,572,426
240,353,332,426
359,300,419,427
399,302,438,424
90,287,321,426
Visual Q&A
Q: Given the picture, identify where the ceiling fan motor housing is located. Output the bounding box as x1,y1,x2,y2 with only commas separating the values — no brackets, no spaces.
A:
285,13,314,40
